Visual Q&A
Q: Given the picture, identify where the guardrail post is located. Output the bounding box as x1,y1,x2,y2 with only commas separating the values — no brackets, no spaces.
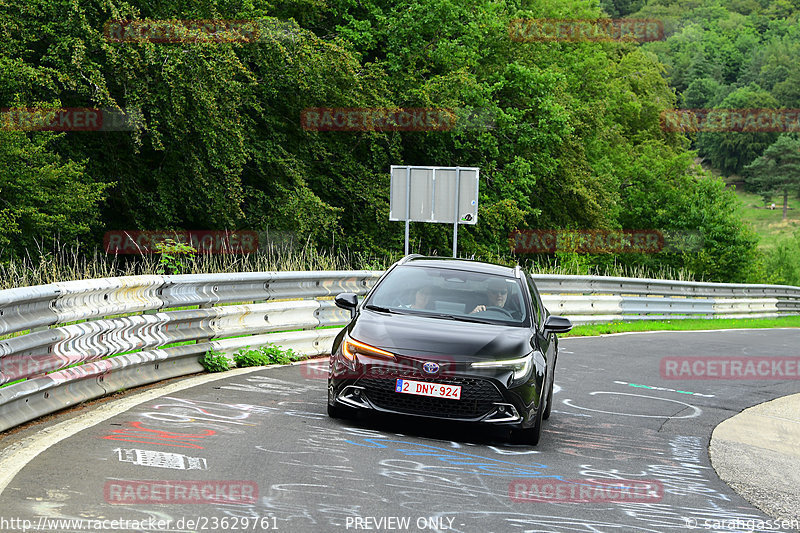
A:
196,303,214,344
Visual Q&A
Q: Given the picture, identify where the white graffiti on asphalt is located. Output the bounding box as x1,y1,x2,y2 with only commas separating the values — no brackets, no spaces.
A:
563,392,702,418
113,448,207,470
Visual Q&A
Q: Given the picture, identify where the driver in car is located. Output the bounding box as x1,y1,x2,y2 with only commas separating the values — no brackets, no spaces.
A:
469,279,508,314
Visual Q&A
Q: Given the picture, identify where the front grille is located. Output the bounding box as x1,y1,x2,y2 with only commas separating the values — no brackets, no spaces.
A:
357,371,504,419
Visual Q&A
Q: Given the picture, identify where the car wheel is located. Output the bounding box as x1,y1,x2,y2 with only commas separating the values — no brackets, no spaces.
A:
542,375,554,420
510,403,544,445
327,401,356,419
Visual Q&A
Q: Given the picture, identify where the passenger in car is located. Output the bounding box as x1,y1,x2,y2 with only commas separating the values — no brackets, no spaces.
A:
469,279,508,314
404,285,435,310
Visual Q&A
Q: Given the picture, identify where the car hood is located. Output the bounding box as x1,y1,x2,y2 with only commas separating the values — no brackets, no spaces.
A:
349,309,533,362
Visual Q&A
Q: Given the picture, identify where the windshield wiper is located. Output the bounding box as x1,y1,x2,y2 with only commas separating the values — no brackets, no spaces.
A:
416,312,457,320
365,307,501,324
364,304,403,314
415,311,494,323
418,311,506,324
447,315,497,324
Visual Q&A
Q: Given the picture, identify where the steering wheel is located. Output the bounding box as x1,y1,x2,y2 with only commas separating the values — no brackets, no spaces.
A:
483,306,514,318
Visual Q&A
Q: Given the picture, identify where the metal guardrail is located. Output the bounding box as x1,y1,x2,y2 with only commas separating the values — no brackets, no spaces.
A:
0,271,798,433
0,271,380,432
533,275,800,323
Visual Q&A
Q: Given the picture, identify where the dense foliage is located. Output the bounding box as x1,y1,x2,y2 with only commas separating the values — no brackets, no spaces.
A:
2,0,798,283
635,0,800,175
744,134,800,219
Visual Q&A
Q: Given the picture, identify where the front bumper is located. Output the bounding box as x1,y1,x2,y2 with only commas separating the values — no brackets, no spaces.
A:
329,365,526,425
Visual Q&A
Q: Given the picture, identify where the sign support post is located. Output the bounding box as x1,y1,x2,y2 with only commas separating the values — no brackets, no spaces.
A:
404,166,411,255
453,167,461,257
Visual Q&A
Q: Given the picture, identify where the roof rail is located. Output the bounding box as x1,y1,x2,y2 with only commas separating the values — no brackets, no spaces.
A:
514,265,523,279
398,254,423,265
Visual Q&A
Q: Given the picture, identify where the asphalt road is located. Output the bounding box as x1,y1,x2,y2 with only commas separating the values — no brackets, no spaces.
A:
1,329,799,533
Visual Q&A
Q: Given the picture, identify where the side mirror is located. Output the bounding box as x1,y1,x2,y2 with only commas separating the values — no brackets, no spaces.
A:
543,315,572,334
334,293,358,317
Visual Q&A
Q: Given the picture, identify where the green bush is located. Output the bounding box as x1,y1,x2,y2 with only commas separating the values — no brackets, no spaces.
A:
154,239,197,275
233,344,299,368
233,347,271,367
199,349,233,372
762,231,800,286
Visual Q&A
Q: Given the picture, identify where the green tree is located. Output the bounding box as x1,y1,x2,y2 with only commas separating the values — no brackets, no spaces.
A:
0,0,772,283
743,134,800,220
681,77,724,108
0,130,107,260
598,0,647,17
615,141,759,282
696,85,780,175
761,230,800,286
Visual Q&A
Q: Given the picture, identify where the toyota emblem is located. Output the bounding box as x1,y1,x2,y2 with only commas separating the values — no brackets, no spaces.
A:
422,362,440,374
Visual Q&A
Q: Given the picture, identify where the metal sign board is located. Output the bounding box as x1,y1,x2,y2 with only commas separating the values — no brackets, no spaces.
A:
389,166,479,225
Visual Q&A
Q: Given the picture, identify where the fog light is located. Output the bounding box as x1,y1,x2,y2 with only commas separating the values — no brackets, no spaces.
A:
483,403,521,423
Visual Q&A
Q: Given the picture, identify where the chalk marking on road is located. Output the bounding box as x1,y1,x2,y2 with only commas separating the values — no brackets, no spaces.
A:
0,366,265,496
562,392,702,418
613,380,715,398
550,409,593,418
113,447,208,470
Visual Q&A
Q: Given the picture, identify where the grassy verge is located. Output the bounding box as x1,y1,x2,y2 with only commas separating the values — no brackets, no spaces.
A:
731,188,800,250
566,315,800,337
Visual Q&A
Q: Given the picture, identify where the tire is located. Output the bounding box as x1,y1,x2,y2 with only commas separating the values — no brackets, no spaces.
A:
510,403,544,445
327,401,356,419
543,354,557,420
542,376,554,420
510,421,542,446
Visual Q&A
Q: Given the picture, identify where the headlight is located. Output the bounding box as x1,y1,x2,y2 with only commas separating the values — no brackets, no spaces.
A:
472,353,532,382
341,334,395,361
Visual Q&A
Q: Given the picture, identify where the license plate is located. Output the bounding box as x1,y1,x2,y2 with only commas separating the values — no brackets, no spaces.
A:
395,379,461,400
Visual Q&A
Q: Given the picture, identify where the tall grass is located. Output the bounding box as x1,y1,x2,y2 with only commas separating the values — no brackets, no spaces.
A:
0,239,699,290
467,248,697,281
0,239,394,290
530,261,697,281
1,243,135,289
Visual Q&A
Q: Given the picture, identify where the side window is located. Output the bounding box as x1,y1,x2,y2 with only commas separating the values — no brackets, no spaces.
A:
534,281,546,324
526,275,542,328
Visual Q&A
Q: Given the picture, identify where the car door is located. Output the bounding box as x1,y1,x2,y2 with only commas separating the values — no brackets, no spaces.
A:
526,274,555,407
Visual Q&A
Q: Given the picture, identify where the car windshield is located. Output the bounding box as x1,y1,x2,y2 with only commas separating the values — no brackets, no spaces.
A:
365,265,529,326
